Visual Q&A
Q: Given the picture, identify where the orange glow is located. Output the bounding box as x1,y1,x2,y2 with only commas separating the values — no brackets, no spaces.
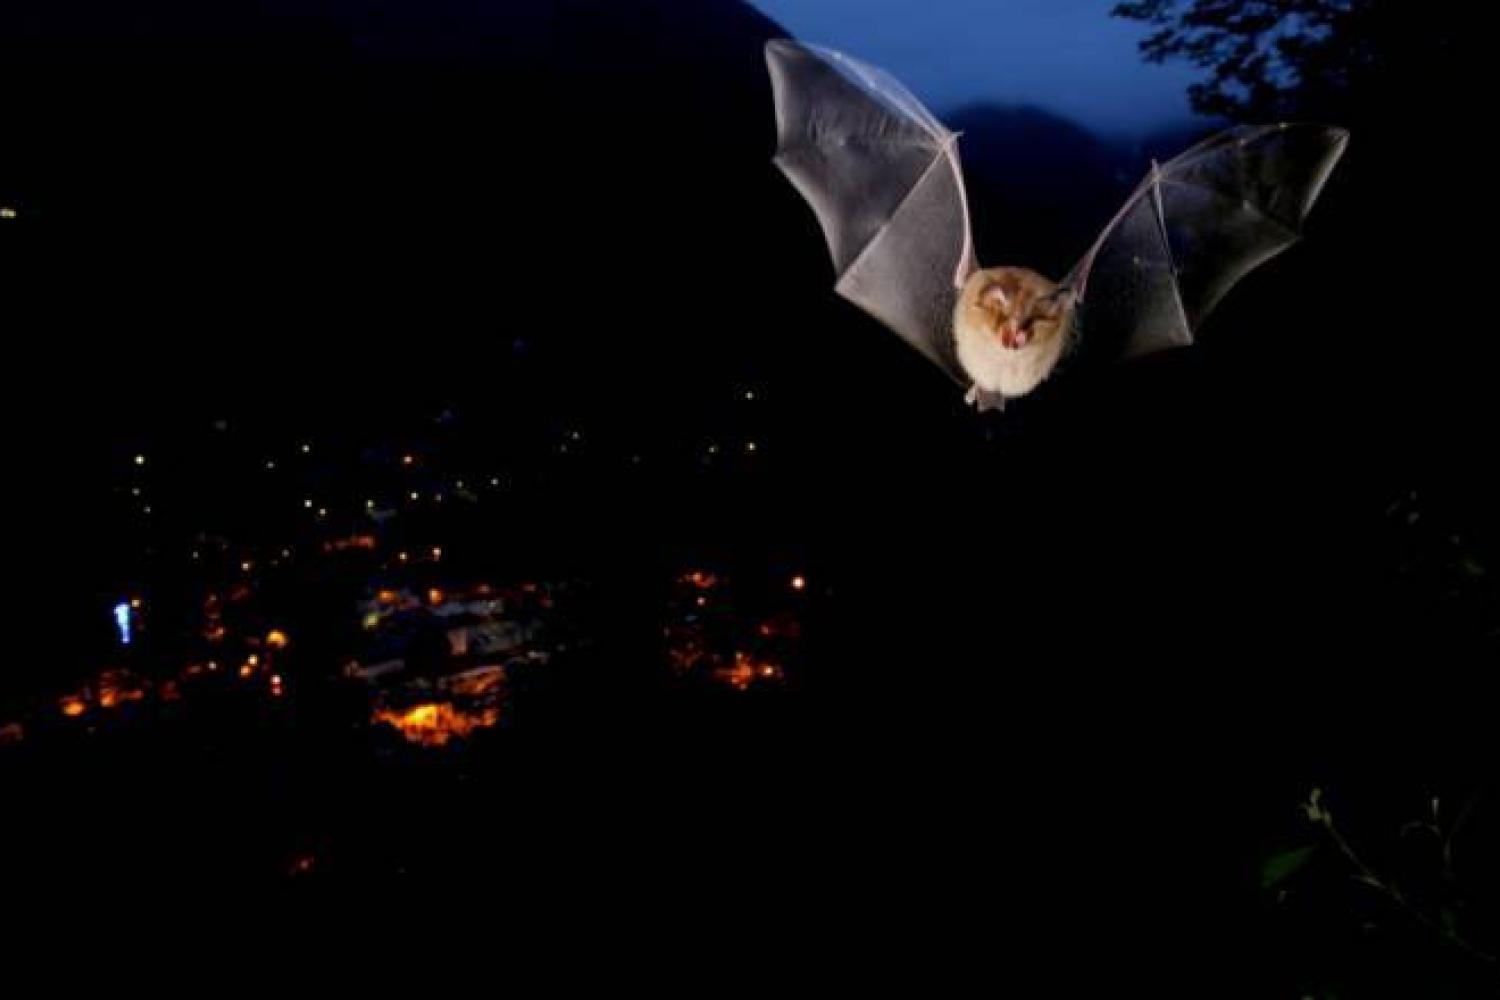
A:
431,546,443,560
681,570,719,590
428,588,445,605
129,598,143,609
374,701,500,747
721,656,757,691
98,671,145,710
707,652,784,691
265,629,289,649
239,664,255,679
60,697,87,718
325,534,378,553
445,667,506,698
247,654,260,667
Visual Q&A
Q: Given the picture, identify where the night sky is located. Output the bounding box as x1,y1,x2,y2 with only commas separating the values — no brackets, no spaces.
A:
749,0,1203,133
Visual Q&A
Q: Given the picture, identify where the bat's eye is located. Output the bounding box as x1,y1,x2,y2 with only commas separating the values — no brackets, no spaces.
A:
980,284,1012,312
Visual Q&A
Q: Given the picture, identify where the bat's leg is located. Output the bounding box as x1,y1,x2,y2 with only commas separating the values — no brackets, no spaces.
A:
965,384,1007,413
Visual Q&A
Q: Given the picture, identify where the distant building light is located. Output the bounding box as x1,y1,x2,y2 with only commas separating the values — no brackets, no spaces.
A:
133,454,146,466
409,491,419,501
301,443,312,454
402,454,415,466
431,546,442,560
0,207,17,220
746,441,758,453
265,630,289,650
113,601,132,645
303,498,314,509
790,575,806,592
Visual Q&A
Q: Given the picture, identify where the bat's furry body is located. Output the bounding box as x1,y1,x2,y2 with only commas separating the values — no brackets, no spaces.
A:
954,267,1073,400
765,39,1348,409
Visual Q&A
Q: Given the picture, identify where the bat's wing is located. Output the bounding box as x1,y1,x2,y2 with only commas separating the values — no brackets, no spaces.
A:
766,39,977,384
1063,123,1349,360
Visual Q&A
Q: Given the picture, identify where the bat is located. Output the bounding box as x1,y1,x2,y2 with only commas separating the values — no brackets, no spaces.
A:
765,39,1349,410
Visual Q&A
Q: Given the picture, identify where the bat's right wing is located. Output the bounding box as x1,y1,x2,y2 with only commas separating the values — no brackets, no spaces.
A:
766,39,978,384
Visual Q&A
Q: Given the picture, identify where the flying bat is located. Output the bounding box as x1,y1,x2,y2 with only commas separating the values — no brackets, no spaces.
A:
765,39,1349,410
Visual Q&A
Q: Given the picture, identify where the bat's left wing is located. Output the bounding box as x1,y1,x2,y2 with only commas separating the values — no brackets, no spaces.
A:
1063,123,1349,360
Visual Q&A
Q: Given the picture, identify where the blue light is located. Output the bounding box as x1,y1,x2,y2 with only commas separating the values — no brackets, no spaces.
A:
113,602,132,646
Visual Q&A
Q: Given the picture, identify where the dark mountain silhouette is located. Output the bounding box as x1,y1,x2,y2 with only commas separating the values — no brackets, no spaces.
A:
949,103,1132,279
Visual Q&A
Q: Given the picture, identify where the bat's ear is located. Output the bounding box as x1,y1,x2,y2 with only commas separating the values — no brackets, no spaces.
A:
1039,287,1078,318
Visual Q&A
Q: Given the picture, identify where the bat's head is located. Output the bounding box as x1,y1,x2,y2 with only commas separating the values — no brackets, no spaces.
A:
958,267,1074,351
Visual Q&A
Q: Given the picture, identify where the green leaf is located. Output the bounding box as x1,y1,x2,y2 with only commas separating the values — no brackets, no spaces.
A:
1261,845,1318,889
